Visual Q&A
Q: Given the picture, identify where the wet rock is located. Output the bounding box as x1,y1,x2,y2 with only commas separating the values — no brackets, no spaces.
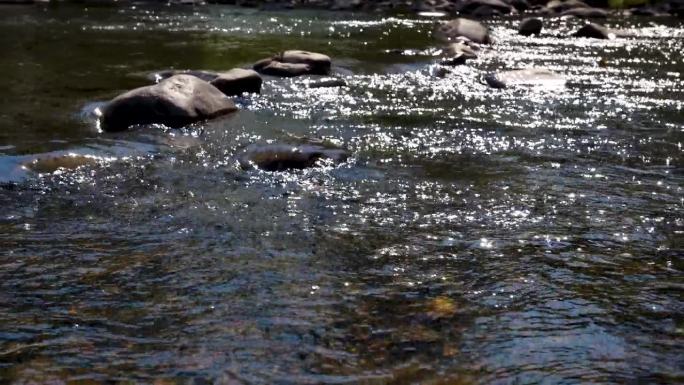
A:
100,75,237,132
547,0,589,12
210,68,262,95
457,0,513,14
255,61,312,77
254,50,331,77
534,5,556,15
484,68,566,88
560,6,608,17
572,22,614,39
469,4,505,17
510,0,531,11
416,0,454,13
435,18,492,44
439,42,478,65
518,17,543,36
238,143,349,171
280,50,331,73
150,69,219,83
307,78,347,88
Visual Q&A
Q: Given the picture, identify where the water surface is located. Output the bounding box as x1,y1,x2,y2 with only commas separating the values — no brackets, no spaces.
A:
0,4,682,384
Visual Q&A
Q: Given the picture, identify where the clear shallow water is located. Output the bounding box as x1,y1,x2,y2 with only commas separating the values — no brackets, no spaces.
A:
0,4,683,384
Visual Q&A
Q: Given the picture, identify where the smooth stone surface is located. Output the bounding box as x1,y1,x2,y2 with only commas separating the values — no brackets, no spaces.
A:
280,50,331,74
518,17,543,36
100,75,237,132
210,68,262,95
435,18,492,44
253,50,331,77
484,68,566,88
238,143,350,171
572,22,614,39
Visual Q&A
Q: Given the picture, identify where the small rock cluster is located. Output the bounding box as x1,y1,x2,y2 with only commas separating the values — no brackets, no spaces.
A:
98,50,350,171
96,10,651,170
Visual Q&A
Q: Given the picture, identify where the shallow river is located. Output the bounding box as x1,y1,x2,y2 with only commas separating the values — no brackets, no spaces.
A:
0,4,682,384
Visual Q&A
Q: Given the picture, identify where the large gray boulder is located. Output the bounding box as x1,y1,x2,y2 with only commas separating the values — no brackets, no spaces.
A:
253,50,332,77
100,75,237,132
485,68,566,88
435,18,492,44
238,143,349,171
210,68,262,95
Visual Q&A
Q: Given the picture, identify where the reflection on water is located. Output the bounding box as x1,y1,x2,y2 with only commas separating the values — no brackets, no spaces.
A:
0,4,682,384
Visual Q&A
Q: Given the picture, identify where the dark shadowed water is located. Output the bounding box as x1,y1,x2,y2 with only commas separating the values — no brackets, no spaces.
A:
0,4,683,384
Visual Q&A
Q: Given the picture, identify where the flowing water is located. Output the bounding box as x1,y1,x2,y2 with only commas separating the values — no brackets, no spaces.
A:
0,4,682,384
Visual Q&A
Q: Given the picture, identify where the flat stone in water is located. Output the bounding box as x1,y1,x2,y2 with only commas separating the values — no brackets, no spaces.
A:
485,68,566,88
210,68,262,95
238,143,349,171
254,50,332,77
307,78,347,88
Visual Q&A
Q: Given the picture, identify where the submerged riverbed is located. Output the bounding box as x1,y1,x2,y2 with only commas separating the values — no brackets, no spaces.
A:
0,4,683,384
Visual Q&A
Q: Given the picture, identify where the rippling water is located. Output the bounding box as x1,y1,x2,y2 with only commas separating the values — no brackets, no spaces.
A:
0,4,682,384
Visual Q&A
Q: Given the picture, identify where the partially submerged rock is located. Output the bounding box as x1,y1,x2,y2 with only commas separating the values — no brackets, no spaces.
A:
440,42,478,65
238,143,349,171
561,6,608,17
23,154,100,174
547,0,590,12
254,50,332,77
307,78,347,88
456,0,513,14
510,0,531,11
484,68,566,88
150,69,219,83
100,75,237,132
210,68,262,95
435,18,492,45
572,22,615,39
518,17,543,36
255,61,313,77
149,68,261,96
